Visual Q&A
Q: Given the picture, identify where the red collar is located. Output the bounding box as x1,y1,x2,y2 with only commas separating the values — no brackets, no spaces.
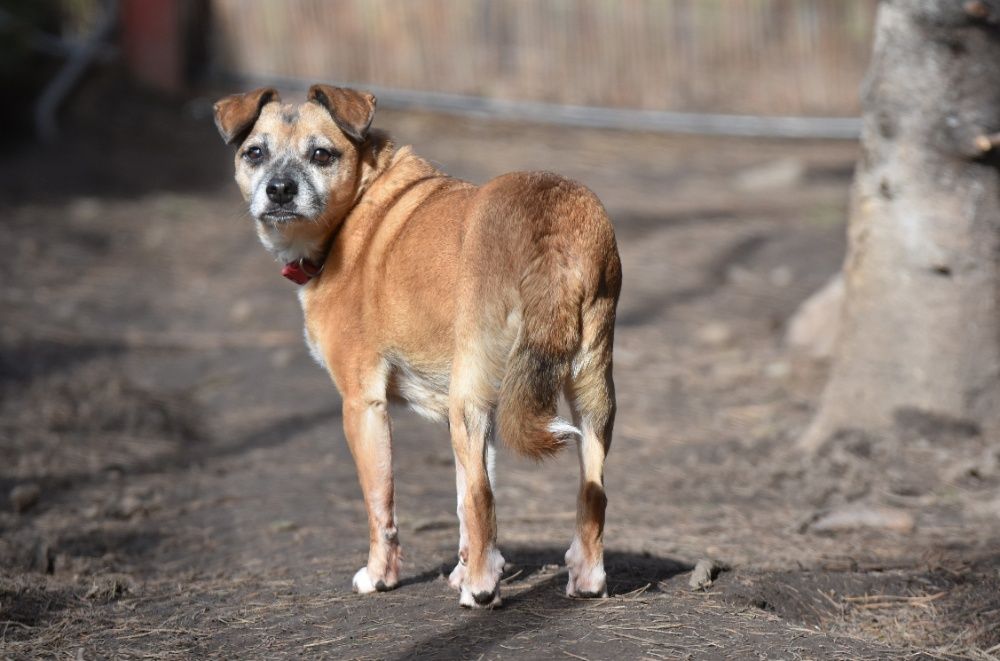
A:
281,257,324,285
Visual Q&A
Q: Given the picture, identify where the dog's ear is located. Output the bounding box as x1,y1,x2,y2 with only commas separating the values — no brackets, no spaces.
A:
308,84,376,142
213,87,280,145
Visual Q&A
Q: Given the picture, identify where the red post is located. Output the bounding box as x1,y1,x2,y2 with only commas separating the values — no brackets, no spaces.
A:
120,0,183,93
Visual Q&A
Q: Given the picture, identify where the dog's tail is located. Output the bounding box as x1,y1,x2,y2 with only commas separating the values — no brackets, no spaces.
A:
496,246,584,460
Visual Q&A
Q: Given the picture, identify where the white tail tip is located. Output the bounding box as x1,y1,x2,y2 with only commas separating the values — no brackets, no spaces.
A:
547,417,583,443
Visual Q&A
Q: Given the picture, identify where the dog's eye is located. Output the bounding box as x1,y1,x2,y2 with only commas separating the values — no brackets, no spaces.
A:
311,148,336,166
243,146,265,164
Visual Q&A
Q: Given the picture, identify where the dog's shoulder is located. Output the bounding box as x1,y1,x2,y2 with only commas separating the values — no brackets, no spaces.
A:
385,146,449,183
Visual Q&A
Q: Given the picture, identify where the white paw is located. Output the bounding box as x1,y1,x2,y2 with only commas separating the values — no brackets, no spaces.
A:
457,547,505,608
448,561,466,591
565,540,608,598
352,567,377,594
352,567,396,594
566,566,607,598
460,584,502,608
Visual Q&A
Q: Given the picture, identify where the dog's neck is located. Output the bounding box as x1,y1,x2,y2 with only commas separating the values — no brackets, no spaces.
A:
258,130,397,270
353,130,397,211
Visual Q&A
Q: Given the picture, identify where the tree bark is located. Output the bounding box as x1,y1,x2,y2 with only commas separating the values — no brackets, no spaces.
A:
799,0,1000,451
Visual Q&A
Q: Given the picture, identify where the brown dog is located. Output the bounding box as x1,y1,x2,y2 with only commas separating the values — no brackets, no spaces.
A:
214,85,621,608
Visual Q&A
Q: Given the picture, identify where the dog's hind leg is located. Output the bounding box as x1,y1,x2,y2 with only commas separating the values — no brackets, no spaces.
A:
564,310,616,598
341,361,401,594
448,430,497,592
448,354,504,608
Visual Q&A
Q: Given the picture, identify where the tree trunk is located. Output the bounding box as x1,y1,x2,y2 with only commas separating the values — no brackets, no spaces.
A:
799,0,1000,451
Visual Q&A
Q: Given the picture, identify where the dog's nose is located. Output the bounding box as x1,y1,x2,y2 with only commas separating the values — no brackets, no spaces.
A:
266,177,298,205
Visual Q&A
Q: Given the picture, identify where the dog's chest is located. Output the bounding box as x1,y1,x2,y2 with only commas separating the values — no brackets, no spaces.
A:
387,357,450,422
299,289,330,370
297,282,450,421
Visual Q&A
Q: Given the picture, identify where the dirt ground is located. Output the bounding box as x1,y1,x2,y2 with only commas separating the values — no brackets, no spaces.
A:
2,85,1000,660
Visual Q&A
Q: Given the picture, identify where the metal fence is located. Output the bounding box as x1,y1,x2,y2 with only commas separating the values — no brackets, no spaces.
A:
209,0,876,137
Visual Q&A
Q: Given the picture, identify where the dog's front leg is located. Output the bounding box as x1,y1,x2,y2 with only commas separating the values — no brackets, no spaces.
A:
449,403,504,608
342,393,401,594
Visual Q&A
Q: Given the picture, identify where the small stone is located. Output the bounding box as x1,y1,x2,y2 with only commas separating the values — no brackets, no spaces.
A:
115,494,143,519
689,559,724,591
696,322,733,348
10,483,41,513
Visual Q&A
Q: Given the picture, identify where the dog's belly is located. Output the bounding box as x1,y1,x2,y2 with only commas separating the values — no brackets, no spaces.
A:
387,357,450,422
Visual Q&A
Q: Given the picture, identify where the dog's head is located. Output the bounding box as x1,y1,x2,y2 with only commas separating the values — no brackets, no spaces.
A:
213,85,378,257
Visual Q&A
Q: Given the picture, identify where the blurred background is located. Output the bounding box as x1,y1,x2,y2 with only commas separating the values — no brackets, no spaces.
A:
209,0,873,116
4,2,998,659
5,0,875,136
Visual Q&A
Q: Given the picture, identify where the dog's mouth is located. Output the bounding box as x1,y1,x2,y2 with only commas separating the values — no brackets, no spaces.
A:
259,209,305,224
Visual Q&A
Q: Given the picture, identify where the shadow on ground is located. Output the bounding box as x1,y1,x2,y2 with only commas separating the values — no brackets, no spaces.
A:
395,548,691,660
